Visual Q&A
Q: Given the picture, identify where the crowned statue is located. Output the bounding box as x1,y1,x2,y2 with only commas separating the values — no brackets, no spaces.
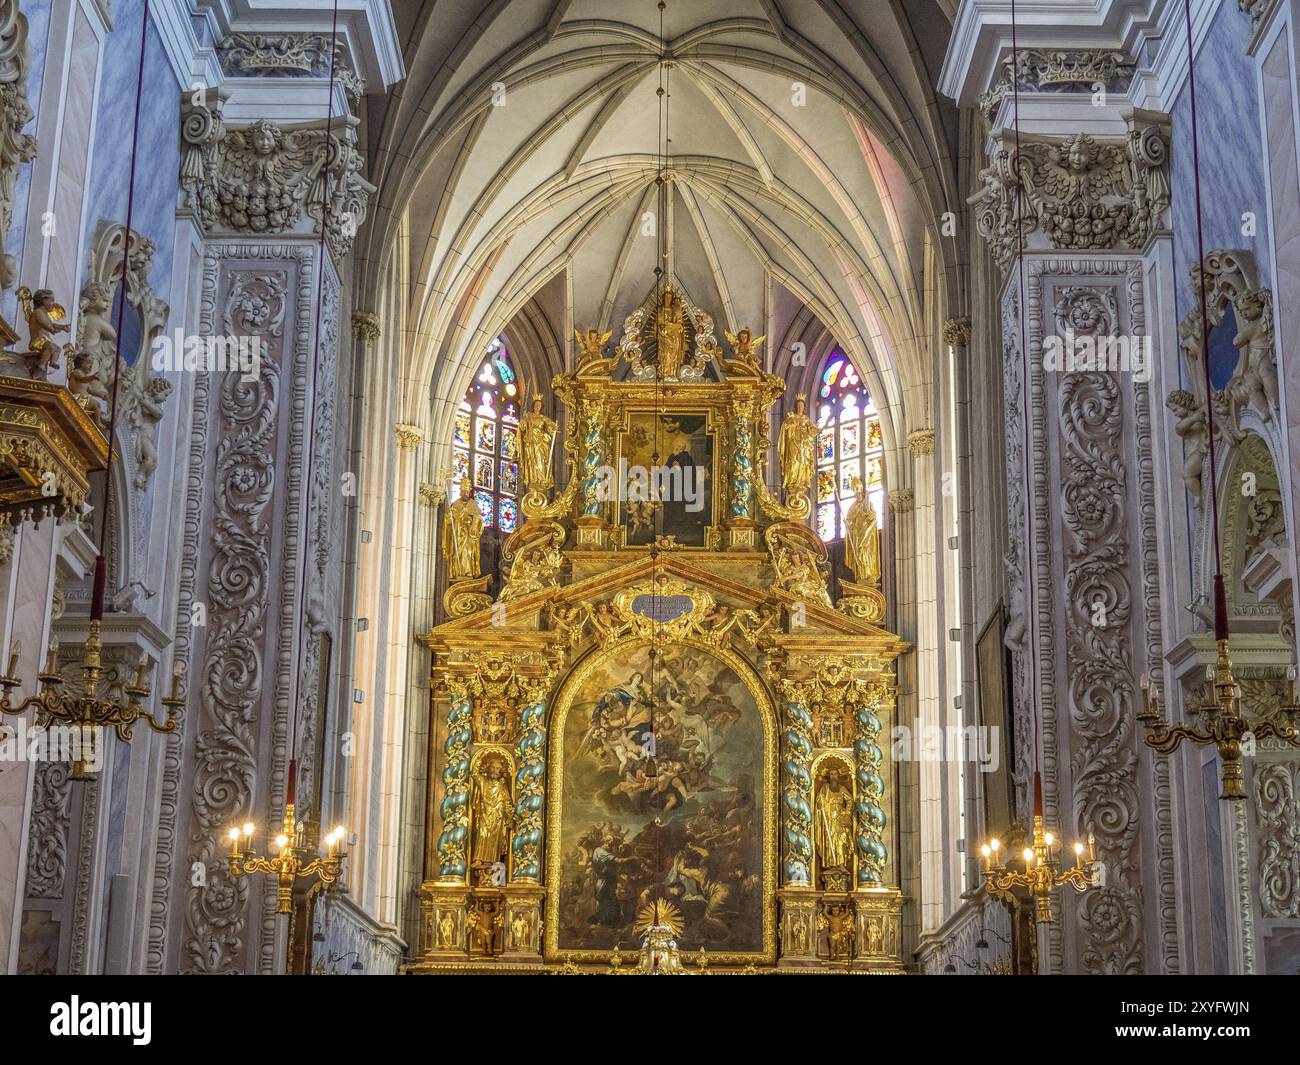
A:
654,286,687,378
778,395,818,499
518,397,557,494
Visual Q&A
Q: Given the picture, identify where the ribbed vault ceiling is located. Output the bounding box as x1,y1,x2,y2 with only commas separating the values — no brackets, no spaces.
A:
361,0,960,443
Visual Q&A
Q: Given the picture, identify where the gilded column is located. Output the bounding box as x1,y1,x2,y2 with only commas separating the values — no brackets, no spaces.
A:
780,686,814,886
436,683,473,882
510,685,547,882
579,400,607,517
855,700,888,885
730,398,753,519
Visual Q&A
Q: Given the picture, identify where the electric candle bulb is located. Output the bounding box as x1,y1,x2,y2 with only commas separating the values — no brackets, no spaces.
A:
1074,842,1083,855
6,639,20,677
1022,848,1034,865
242,822,254,838
1044,832,1054,846
275,834,288,851
989,839,1000,853
1140,673,1150,691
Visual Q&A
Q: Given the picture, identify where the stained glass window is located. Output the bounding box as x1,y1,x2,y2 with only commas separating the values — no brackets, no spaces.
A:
450,338,520,531
814,351,885,541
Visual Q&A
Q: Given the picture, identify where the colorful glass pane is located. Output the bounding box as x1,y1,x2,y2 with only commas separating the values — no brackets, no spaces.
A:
476,418,496,454
475,454,494,489
500,425,517,459
866,455,883,487
503,402,519,424
840,422,860,459
817,468,836,502
452,447,470,485
474,490,494,527
839,461,858,498
817,504,837,541
454,410,471,447
499,459,519,495
866,419,882,450
817,426,835,462
499,497,519,532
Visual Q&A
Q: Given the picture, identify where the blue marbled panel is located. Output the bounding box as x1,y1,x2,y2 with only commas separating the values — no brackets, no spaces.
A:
81,0,183,361
1171,2,1272,335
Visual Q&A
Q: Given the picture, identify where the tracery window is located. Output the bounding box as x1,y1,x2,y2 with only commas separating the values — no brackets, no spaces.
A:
814,351,885,542
450,338,521,532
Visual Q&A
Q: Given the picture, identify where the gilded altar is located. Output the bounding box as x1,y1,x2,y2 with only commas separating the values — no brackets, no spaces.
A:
410,287,907,973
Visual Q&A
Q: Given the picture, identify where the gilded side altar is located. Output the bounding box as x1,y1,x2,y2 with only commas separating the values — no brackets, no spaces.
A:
411,287,907,973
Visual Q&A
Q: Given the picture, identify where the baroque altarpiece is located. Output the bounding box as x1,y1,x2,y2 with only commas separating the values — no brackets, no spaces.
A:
412,287,907,973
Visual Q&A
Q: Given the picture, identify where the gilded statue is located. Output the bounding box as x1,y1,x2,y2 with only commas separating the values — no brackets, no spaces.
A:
518,397,557,494
470,758,511,867
843,476,880,585
574,327,612,365
724,327,765,369
778,395,818,498
655,287,687,378
510,910,531,951
773,547,832,607
815,766,854,875
443,476,483,580
437,910,456,948
17,286,69,379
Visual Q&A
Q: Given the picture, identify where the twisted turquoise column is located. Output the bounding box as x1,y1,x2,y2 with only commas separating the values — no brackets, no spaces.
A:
730,411,753,519
580,405,606,516
511,694,547,881
855,704,887,885
781,699,814,885
436,690,473,880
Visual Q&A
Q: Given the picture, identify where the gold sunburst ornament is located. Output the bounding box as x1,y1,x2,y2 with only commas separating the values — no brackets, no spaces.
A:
634,899,685,974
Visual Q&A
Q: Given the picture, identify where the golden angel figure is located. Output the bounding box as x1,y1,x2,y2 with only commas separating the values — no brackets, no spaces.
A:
574,327,612,365
843,476,881,585
443,476,484,580
470,759,512,866
778,395,818,497
518,397,557,492
18,286,70,379
724,327,765,368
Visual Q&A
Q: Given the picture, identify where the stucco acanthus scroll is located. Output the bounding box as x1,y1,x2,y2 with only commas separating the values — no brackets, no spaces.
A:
969,113,1170,273
978,49,1136,124
180,92,375,258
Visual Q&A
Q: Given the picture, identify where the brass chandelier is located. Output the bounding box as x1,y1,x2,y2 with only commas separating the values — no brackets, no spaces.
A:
979,776,1099,925
227,761,349,914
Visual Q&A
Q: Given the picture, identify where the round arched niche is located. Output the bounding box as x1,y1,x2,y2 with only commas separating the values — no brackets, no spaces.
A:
1221,432,1289,631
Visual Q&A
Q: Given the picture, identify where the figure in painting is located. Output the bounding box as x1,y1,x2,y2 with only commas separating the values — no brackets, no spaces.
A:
815,765,854,879
843,476,881,585
778,395,818,498
443,476,483,580
470,757,511,867
518,397,557,493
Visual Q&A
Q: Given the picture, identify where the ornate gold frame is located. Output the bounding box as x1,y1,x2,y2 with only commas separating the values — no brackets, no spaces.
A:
611,405,719,549
543,634,778,965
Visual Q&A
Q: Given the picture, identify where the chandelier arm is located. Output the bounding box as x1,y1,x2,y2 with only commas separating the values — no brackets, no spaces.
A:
1141,722,1213,753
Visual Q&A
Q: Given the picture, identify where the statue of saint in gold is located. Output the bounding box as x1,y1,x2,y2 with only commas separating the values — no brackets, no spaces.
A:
470,757,512,866
655,287,687,378
778,395,818,498
843,476,881,585
815,766,854,873
443,476,483,581
518,397,557,493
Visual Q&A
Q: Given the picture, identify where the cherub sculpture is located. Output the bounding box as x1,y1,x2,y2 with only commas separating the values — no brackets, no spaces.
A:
724,327,766,369
17,287,70,379
67,350,110,426
574,327,612,365
1231,288,1279,422
1166,389,1207,501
